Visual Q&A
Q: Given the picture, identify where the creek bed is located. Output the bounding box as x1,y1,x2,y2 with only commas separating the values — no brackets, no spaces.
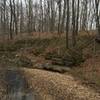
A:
4,69,36,100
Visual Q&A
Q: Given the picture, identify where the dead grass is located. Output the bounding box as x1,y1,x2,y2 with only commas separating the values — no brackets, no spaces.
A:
21,68,100,100
67,56,100,92
6,34,99,89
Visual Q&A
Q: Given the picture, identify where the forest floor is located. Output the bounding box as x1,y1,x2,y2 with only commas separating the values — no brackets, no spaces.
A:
21,68,100,100
0,32,100,100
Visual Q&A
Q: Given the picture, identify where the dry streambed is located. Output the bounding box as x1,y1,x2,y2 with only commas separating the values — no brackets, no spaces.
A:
0,69,39,100
0,70,7,100
0,68,100,100
21,68,100,100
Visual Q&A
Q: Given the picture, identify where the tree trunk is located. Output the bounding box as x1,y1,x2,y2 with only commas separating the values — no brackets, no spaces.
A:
66,0,70,48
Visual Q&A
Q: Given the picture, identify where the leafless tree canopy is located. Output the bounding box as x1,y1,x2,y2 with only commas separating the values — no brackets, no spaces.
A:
0,0,100,46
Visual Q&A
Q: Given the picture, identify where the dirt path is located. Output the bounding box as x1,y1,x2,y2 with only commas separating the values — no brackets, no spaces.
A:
21,68,100,100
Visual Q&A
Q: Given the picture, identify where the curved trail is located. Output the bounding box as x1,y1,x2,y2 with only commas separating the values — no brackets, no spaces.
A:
21,68,100,100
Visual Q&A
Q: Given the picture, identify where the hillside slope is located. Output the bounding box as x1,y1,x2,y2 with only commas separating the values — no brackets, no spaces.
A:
22,68,100,100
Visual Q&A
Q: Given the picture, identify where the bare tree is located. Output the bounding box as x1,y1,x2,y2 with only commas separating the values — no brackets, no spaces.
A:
66,0,70,48
9,0,13,39
61,0,67,33
0,0,99,41
72,0,76,46
75,0,80,35
95,0,100,36
57,0,62,35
